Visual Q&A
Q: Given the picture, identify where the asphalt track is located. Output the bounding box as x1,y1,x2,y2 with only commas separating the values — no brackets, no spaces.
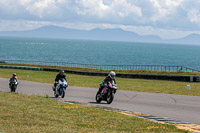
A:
1,77,200,124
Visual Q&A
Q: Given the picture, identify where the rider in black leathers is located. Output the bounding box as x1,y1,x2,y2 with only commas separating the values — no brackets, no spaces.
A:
53,70,67,91
99,71,116,93
9,73,18,88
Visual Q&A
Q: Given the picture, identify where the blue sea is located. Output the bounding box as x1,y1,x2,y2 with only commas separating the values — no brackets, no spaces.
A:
0,36,200,70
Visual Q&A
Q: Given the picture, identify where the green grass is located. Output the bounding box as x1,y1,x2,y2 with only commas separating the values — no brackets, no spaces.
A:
1,68,200,96
0,91,189,133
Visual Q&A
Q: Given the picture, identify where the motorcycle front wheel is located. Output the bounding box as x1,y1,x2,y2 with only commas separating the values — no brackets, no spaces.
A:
107,93,114,104
96,91,102,103
10,85,16,92
61,90,65,98
54,91,59,98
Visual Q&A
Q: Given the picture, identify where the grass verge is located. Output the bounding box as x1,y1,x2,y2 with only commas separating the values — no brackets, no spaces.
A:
1,68,200,96
0,91,189,133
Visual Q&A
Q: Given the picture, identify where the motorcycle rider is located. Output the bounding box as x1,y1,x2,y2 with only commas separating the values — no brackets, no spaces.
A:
9,73,18,88
52,70,67,91
99,71,117,94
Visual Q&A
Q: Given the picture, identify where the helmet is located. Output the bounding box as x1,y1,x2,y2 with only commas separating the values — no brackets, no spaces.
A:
13,73,16,77
109,71,116,79
59,70,64,75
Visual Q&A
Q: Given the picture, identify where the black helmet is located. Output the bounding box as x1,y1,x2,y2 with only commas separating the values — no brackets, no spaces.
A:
60,70,64,75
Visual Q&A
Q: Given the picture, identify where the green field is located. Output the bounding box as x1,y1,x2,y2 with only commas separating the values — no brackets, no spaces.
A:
0,91,189,133
1,68,200,96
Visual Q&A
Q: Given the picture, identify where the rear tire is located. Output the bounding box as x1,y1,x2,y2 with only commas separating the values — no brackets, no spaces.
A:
96,91,102,103
107,93,114,104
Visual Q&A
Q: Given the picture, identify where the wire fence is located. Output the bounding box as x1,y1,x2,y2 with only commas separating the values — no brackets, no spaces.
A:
1,60,200,72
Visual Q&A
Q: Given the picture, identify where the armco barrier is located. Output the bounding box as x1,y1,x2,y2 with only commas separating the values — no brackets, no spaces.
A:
117,73,200,82
1,60,200,72
0,65,42,71
42,68,200,82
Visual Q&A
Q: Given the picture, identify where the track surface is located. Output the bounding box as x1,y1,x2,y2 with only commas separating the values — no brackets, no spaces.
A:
1,77,200,124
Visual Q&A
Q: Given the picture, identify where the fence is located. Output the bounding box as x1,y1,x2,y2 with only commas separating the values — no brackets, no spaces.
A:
1,60,200,72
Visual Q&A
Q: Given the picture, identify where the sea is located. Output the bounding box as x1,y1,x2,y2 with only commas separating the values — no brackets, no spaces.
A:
0,36,200,70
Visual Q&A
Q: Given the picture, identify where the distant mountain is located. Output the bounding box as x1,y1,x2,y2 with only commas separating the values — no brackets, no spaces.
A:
168,33,200,45
0,25,199,45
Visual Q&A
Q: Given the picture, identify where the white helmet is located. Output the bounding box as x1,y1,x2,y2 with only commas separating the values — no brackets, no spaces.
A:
109,71,116,79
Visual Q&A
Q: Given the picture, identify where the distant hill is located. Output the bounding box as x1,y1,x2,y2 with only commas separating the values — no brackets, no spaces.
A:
0,25,199,45
168,33,200,45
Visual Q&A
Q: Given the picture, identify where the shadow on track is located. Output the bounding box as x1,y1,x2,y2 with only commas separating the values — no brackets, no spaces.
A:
88,102,108,105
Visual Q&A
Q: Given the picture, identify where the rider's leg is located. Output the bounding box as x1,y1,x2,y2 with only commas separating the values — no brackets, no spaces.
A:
52,83,57,91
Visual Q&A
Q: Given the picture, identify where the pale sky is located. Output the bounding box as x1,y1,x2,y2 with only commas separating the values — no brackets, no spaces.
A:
0,0,200,39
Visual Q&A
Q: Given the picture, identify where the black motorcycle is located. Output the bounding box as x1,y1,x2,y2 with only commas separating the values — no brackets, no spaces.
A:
10,79,18,92
96,82,117,104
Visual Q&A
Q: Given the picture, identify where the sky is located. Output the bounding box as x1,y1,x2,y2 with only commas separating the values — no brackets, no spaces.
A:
0,0,200,39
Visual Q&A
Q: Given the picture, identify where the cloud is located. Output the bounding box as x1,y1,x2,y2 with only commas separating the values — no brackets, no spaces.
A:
71,0,142,25
0,0,142,21
72,0,110,17
0,0,200,38
146,0,183,22
183,1,200,26
107,0,142,18
20,0,68,19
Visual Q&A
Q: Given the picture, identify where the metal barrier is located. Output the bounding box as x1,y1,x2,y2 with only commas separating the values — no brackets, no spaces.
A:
0,60,199,72
0,65,42,71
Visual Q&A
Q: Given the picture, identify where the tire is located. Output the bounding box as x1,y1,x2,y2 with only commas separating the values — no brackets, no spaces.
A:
10,87,13,92
54,91,59,98
107,93,114,104
96,91,102,103
61,90,65,98
13,86,16,92
10,85,16,92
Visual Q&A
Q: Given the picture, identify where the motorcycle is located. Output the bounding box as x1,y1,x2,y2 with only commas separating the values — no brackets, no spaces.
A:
96,81,117,104
10,79,18,92
53,78,68,98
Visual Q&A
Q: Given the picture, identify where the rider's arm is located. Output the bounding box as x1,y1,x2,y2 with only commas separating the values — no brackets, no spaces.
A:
64,75,67,81
114,79,116,84
103,76,109,83
103,76,110,87
55,74,59,82
9,77,12,82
